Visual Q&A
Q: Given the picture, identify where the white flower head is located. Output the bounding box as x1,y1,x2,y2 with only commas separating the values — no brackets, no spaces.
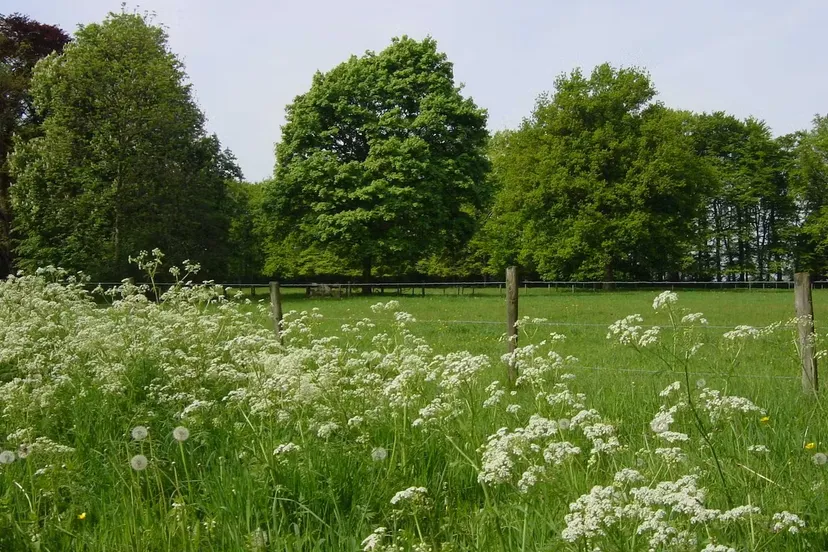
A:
273,443,301,455
813,452,828,466
131,426,148,441
172,426,190,442
652,291,678,311
771,511,805,534
390,486,428,506
0,450,16,464
130,454,149,471
361,527,387,551
371,447,388,462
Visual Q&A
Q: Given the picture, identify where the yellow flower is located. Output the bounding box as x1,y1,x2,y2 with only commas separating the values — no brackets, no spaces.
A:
760,416,770,423
78,512,86,520
805,442,816,450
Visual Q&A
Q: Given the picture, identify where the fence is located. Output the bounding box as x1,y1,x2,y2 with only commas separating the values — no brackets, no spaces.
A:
81,279,828,297
79,272,820,392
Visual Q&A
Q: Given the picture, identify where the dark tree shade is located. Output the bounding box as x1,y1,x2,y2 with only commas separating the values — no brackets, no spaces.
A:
0,13,70,277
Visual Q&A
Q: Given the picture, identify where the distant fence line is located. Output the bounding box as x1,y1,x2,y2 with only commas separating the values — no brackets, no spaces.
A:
80,279,828,294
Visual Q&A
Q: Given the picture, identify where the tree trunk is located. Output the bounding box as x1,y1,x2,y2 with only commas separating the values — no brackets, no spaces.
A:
361,257,372,295
603,261,615,290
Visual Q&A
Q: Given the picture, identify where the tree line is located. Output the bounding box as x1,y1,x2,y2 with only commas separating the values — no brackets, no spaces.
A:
3,11,828,284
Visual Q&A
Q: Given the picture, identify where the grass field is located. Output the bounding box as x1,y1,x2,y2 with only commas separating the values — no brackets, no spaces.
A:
2,274,828,550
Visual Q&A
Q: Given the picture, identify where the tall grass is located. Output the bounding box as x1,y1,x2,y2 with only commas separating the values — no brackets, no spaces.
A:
1,260,827,550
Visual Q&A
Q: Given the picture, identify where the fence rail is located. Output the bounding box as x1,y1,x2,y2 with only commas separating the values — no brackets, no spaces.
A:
79,279,828,293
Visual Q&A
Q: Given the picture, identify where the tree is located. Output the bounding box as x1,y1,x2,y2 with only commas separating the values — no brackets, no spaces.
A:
264,36,489,290
0,13,70,277
226,181,267,281
10,12,240,279
794,115,828,275
690,113,796,281
485,64,707,282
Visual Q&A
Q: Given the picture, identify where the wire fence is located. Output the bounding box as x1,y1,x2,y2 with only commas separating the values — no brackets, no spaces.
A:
77,278,811,384
81,279,828,295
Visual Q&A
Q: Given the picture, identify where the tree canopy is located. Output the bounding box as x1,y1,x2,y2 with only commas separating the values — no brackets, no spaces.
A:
263,36,490,283
482,64,708,281
0,13,70,277
10,12,240,280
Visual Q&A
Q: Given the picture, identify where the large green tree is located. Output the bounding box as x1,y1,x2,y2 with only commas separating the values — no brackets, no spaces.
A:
794,115,828,274
10,12,240,279
0,13,70,277
264,36,490,287
689,113,795,281
485,64,708,282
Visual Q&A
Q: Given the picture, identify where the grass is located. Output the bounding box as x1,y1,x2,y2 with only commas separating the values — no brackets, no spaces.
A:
2,275,828,550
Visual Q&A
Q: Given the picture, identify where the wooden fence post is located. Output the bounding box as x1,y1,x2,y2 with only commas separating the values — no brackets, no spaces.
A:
795,272,818,394
506,266,519,384
270,281,283,344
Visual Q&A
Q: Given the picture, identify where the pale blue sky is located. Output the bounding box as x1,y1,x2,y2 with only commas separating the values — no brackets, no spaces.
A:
12,0,828,181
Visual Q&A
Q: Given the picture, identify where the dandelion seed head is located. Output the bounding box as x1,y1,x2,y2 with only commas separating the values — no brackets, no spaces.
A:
813,452,828,466
371,447,388,462
0,450,16,464
172,426,190,442
130,454,148,471
131,426,148,441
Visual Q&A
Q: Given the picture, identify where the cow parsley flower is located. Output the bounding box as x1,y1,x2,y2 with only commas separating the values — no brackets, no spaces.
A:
771,511,805,534
652,291,678,311
390,486,428,505
273,443,300,455
747,444,769,454
361,527,387,551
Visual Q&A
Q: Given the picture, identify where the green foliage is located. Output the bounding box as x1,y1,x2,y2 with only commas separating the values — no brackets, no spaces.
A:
794,115,828,274
483,64,708,280
9,12,240,280
689,112,796,281
264,36,490,279
0,13,70,277
226,181,267,280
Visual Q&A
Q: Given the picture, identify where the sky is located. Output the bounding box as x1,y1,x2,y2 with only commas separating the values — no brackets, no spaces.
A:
13,0,828,181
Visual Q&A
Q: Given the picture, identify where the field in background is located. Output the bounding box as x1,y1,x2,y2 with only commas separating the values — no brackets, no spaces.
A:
238,287,825,428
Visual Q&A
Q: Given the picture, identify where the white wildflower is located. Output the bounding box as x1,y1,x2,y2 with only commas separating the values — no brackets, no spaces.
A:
131,426,148,441
613,468,645,485
0,450,16,464
813,452,827,466
390,486,428,505
361,527,386,551
371,447,388,462
130,454,148,471
273,443,301,455
652,291,678,311
654,447,687,465
659,381,681,398
771,511,805,534
172,426,190,442
747,444,769,454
